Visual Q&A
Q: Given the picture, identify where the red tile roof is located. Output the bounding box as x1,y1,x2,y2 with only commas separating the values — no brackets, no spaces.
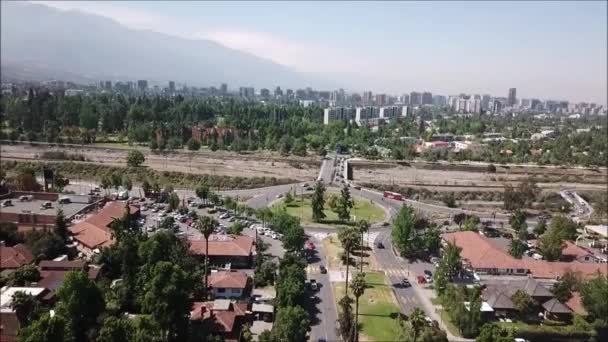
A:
562,241,593,259
0,244,34,270
208,271,249,289
69,201,139,249
442,231,607,279
565,292,587,316
189,235,254,257
190,301,248,333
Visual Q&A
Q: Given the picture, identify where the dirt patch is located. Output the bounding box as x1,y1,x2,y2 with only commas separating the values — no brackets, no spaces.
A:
1,143,320,181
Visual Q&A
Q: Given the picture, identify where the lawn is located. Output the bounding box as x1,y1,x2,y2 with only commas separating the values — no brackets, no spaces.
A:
438,308,461,337
273,194,385,226
333,272,401,341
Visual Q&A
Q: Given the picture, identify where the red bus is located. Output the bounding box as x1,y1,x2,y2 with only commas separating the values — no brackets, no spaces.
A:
383,191,403,201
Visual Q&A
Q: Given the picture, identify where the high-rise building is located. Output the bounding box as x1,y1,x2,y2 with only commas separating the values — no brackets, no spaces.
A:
220,83,228,95
481,94,491,110
421,92,433,105
362,91,373,105
319,91,330,101
375,94,387,106
507,88,517,106
169,81,175,93
286,89,294,97
137,80,148,91
399,94,410,104
239,87,255,98
323,107,357,125
104,81,112,90
432,95,446,106
295,89,306,99
410,92,422,105
260,88,270,98
274,86,283,97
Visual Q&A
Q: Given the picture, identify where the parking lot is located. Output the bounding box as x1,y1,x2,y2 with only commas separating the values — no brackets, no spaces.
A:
137,198,285,259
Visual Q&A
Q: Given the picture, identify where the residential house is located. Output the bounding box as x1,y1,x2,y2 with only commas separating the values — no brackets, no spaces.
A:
0,243,34,272
542,298,572,321
190,299,251,342
208,271,250,299
189,235,254,269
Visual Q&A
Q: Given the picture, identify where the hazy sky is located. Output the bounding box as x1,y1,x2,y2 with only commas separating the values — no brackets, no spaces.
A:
33,1,608,104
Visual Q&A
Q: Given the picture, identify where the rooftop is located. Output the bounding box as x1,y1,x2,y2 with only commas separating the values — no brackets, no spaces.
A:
0,287,46,312
208,271,249,289
189,235,254,257
442,231,607,279
0,244,34,270
69,201,139,249
0,198,88,218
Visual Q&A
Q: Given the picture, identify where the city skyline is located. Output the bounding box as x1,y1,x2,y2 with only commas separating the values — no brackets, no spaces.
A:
30,1,608,105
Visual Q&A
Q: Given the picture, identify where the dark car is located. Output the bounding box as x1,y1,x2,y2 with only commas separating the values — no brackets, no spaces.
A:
401,278,411,287
319,264,327,274
423,270,433,277
375,242,384,249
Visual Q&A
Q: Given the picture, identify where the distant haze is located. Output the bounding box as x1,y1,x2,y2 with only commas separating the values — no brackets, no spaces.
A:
2,1,607,104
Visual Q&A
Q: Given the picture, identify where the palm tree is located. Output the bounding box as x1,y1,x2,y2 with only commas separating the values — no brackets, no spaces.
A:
408,307,426,342
350,272,366,342
196,216,217,297
357,220,369,272
338,226,359,296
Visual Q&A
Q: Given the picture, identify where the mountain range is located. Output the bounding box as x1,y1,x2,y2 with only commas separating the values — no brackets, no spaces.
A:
1,1,332,89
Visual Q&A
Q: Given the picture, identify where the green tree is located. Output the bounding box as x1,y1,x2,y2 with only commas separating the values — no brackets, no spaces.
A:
552,270,580,302
476,323,513,342
55,271,105,340
18,312,74,342
284,191,294,206
338,295,354,342
311,181,326,222
141,261,192,341
8,264,41,286
327,193,339,212
424,226,442,255
282,221,306,252
338,226,359,296
10,291,40,327
509,209,528,239
511,289,536,317
141,179,151,196
336,186,354,221
538,224,564,261
357,220,370,272
533,218,547,237
292,138,307,156
98,316,134,342
273,306,310,342
167,192,180,212
53,209,68,240
442,241,462,279
196,216,217,297
408,307,427,342
580,273,608,321
351,272,367,342
550,215,579,240
508,239,527,259
195,183,209,205
126,150,145,167
186,138,201,151
391,205,418,257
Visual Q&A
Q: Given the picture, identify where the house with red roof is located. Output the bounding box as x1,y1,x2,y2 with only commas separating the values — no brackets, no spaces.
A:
190,299,251,342
208,270,250,299
189,235,254,268
69,201,139,256
442,231,607,280
0,243,34,272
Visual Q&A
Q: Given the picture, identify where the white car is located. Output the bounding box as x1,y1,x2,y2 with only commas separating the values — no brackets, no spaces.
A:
146,226,155,232
271,233,280,239
151,208,159,213
158,211,167,217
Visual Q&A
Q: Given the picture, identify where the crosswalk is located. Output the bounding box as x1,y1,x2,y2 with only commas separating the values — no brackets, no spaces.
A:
397,294,419,305
383,267,413,278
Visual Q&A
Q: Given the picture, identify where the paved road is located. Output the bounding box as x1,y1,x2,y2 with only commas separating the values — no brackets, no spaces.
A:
306,235,339,342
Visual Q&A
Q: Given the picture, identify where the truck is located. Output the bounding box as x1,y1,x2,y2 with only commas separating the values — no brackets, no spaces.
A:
383,191,403,201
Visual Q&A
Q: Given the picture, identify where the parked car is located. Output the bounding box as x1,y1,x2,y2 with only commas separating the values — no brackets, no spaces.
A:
401,278,411,287
423,270,433,277
319,265,327,274
424,274,433,283
416,275,426,284
375,242,384,249
309,279,318,291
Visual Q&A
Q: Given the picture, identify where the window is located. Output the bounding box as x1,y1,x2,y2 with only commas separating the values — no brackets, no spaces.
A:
231,288,241,294
217,288,225,293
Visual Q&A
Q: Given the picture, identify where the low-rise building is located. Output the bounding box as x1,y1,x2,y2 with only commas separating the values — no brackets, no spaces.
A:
69,201,139,256
0,243,34,272
208,270,250,299
0,286,47,341
189,235,254,269
442,231,607,280
190,299,251,342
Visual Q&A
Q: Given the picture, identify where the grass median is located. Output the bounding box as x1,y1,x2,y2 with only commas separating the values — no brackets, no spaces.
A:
332,272,401,341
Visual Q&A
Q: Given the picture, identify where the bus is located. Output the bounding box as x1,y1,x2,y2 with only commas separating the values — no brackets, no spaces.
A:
383,191,403,201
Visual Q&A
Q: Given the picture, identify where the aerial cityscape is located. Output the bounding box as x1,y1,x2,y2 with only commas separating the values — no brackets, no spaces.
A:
0,2,607,342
